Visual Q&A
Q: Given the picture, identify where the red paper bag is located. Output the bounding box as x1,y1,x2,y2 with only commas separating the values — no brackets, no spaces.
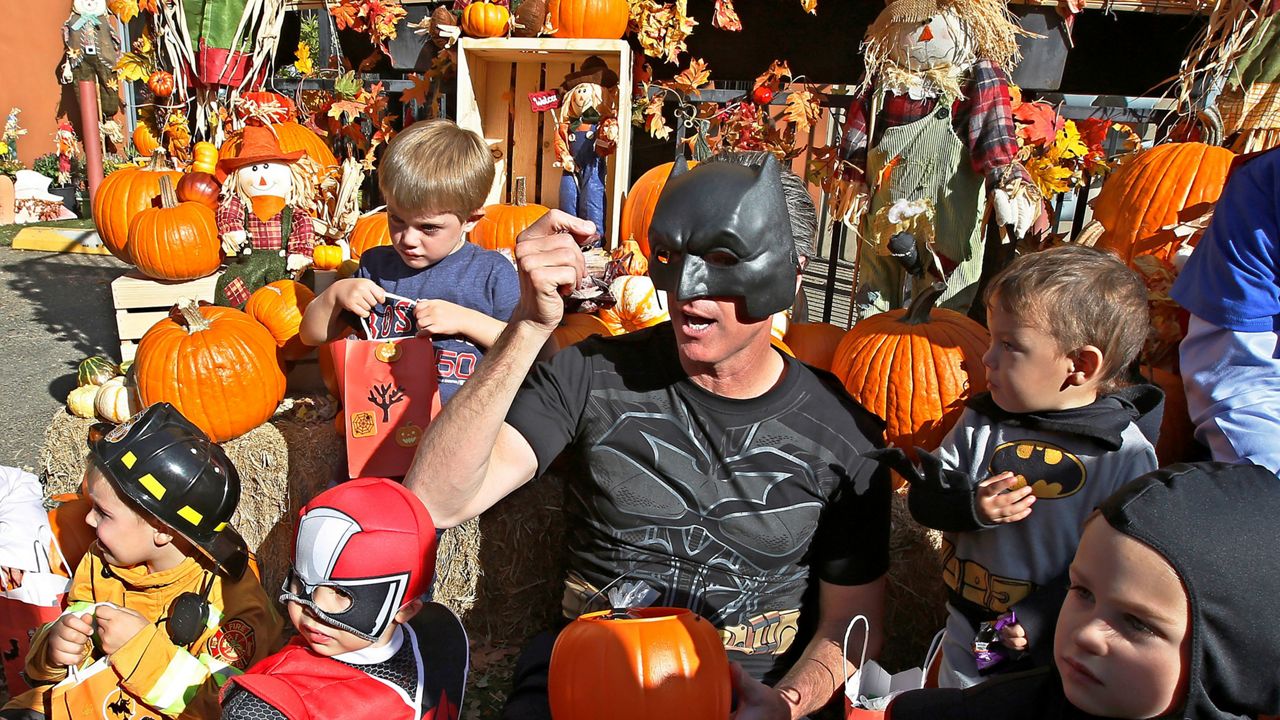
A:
0,593,62,695
329,333,441,479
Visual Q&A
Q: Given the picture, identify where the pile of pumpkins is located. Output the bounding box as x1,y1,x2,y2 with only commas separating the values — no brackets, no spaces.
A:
65,358,139,425
452,0,630,40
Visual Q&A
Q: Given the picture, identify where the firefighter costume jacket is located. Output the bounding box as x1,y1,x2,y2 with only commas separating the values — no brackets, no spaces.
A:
8,543,282,719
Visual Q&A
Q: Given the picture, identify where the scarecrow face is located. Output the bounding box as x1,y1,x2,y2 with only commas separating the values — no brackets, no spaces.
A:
886,10,976,71
73,0,107,15
235,161,292,199
564,83,607,117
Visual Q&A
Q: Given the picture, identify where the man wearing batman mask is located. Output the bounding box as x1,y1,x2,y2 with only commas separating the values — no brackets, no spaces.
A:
406,152,892,719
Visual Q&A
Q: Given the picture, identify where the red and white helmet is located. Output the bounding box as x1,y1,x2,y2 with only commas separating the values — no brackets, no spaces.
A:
281,478,438,641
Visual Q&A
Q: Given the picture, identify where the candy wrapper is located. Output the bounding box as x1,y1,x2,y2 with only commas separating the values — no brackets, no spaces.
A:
974,611,1019,674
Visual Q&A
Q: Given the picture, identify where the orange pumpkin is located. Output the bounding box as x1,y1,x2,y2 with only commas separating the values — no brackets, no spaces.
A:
191,141,219,174
1090,142,1235,265
463,0,510,37
132,122,161,156
134,299,286,443
1144,366,1195,467
620,161,697,259
313,243,344,270
552,312,611,350
610,238,648,276
176,171,222,210
470,177,549,255
217,121,337,182
598,275,669,335
547,0,629,39
349,211,392,259
784,322,848,371
126,176,222,281
832,284,989,477
548,608,731,720
93,151,183,263
245,280,317,362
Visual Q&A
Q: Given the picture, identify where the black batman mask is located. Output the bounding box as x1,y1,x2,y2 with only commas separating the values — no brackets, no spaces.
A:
647,156,800,320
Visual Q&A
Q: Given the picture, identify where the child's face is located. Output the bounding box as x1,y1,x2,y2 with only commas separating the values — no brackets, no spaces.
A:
983,298,1092,413
84,466,162,569
285,580,419,658
386,200,479,270
1054,518,1190,719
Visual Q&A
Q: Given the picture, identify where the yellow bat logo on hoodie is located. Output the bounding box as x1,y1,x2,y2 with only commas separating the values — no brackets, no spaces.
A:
988,440,1086,499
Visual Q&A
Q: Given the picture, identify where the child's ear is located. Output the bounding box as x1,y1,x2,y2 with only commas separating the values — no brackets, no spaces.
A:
153,528,176,548
1067,345,1105,386
461,211,484,234
394,598,424,624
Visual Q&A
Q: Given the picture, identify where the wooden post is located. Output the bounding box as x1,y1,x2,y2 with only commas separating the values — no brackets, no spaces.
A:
76,80,104,204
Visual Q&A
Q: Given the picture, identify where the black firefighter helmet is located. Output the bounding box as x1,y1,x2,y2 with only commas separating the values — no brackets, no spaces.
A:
87,403,249,580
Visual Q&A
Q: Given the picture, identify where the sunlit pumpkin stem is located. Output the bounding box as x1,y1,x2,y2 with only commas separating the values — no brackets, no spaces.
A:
175,298,212,335
146,148,172,172
158,176,178,210
902,282,946,326
513,176,527,207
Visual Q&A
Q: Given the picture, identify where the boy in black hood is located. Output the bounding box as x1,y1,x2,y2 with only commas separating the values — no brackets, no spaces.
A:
888,461,1280,719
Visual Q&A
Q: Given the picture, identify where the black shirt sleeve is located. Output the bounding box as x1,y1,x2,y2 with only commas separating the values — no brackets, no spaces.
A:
813,455,892,585
504,340,595,476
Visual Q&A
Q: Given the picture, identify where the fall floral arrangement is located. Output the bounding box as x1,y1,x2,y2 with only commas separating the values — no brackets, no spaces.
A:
1008,87,1140,200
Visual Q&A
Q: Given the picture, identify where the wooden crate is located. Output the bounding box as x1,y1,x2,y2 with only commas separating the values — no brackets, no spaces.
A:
111,271,222,363
456,38,633,248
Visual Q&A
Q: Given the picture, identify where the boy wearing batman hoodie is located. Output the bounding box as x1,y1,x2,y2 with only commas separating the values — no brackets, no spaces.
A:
884,246,1163,688
887,461,1280,720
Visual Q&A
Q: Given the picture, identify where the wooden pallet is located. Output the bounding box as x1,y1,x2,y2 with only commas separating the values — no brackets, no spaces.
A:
111,271,222,363
456,38,633,248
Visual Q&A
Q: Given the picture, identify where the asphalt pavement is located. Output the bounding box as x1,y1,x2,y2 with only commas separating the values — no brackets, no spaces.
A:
0,246,128,470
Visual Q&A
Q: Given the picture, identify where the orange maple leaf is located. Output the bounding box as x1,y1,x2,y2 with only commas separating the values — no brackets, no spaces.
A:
668,58,711,95
401,73,431,105
799,0,817,13
331,2,360,31
783,88,822,133
138,0,158,13
713,0,742,31
755,60,792,90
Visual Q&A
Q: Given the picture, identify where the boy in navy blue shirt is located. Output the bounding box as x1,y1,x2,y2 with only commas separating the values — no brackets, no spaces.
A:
301,120,520,402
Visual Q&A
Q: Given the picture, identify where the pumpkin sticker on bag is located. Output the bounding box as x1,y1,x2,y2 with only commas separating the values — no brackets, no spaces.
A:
350,411,378,438
374,341,402,363
206,618,256,670
395,423,423,448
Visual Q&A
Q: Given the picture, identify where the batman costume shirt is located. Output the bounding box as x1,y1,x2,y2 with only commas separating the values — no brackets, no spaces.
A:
505,323,892,681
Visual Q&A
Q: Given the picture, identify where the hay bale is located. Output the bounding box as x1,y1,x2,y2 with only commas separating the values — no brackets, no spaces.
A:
881,492,948,671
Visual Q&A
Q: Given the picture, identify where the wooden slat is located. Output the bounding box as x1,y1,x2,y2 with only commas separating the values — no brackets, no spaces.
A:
120,341,138,363
110,271,221,309
510,63,544,199
538,60,574,212
115,309,172,341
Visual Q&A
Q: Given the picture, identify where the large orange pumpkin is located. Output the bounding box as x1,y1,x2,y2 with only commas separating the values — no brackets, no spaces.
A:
832,283,989,467
548,607,731,720
547,0,629,38
217,121,337,182
126,176,222,281
92,151,183,263
552,312,611,350
1090,142,1235,265
245,280,317,362
349,211,392,259
620,161,697,259
134,299,286,443
598,275,669,335
784,322,848,371
470,177,549,256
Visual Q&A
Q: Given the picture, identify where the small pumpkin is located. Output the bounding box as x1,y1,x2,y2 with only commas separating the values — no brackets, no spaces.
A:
176,171,222,210
190,141,219,175
548,607,731,720
134,299,286,443
552,312,611,350
783,322,848,372
349,211,392,259
546,0,629,39
132,122,161,156
598,275,669,335
470,177,550,255
245,280,316,362
610,238,648,276
92,150,183,263
463,0,510,37
313,243,345,271
832,283,989,485
77,356,120,387
66,385,99,419
620,161,698,259
126,176,222,281
147,70,174,98
94,376,139,424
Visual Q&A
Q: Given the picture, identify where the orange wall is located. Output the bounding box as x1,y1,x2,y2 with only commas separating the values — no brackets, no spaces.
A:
0,0,123,166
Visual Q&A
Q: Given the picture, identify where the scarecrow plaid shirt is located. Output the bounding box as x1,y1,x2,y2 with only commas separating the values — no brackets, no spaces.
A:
216,194,316,257
839,60,1028,187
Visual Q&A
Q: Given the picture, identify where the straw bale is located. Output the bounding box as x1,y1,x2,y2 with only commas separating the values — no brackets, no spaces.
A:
881,491,948,671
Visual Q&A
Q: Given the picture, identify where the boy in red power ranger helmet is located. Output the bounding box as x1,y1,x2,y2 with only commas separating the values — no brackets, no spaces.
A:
219,478,468,720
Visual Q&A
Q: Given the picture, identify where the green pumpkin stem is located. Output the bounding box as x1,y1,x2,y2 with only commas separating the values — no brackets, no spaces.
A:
902,282,946,325
175,298,212,334
513,176,527,207
158,176,178,210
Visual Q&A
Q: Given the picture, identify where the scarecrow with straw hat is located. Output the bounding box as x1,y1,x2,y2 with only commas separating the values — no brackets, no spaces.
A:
834,0,1045,317
553,55,619,245
214,122,318,308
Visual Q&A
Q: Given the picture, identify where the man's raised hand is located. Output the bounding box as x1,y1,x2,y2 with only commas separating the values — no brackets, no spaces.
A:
512,210,595,333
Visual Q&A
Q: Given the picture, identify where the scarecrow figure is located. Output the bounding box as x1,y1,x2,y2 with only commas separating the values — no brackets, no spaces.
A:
836,0,1044,316
554,56,619,245
215,123,316,307
60,0,121,120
